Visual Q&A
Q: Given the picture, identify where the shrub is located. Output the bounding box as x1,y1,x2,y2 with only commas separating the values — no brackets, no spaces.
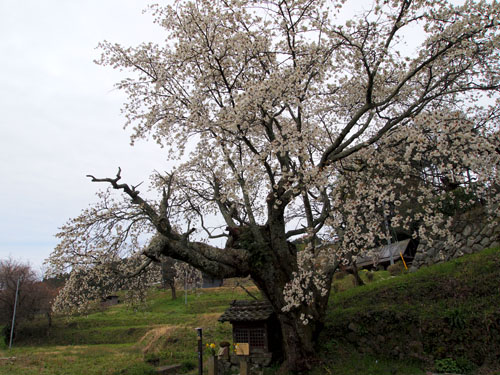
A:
333,271,348,280
454,357,476,374
435,358,460,374
434,358,476,374
366,271,375,281
387,263,404,276
435,357,477,374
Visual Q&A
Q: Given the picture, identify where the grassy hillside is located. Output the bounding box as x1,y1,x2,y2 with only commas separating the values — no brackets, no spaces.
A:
1,248,499,375
0,287,253,375
320,247,500,375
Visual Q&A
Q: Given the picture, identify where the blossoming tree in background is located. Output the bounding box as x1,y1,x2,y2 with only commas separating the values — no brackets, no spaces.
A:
48,0,500,371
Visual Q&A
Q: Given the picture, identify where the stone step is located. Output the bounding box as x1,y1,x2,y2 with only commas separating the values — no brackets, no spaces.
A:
155,364,182,375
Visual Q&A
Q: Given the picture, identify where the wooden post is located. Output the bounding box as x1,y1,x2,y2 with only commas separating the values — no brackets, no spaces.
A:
207,355,218,375
239,357,248,375
196,328,203,375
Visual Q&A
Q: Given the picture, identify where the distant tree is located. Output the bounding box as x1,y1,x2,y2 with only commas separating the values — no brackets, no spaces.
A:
49,0,500,370
173,261,203,292
0,258,56,342
160,257,177,299
50,255,200,312
51,256,162,314
160,257,202,299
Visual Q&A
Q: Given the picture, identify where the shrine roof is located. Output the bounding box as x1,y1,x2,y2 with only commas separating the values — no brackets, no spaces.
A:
218,300,274,323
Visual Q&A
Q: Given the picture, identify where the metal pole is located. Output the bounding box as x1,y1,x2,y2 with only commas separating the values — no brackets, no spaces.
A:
9,277,21,349
196,327,203,375
383,202,393,265
185,269,188,305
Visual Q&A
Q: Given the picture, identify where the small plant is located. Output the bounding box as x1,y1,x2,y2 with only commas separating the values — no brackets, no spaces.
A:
445,307,467,329
455,357,476,374
180,360,196,372
435,358,461,373
205,342,217,356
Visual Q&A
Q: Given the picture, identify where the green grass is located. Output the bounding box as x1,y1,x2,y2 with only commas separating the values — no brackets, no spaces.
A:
332,269,391,293
14,287,253,346
329,247,500,315
309,348,425,375
322,247,500,374
0,286,254,375
0,343,147,375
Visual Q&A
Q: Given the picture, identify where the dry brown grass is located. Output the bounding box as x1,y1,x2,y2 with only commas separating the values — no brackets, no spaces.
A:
137,325,177,354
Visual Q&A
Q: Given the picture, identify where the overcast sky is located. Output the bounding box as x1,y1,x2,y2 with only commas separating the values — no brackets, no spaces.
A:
0,1,173,270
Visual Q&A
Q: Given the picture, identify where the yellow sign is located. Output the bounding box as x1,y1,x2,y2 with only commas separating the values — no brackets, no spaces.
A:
235,343,249,356
399,252,408,270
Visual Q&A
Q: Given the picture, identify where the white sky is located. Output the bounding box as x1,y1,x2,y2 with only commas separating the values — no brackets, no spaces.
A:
0,1,172,270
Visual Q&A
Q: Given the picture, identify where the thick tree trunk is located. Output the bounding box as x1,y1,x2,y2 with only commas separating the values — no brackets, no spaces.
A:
250,241,332,373
254,276,329,372
277,312,317,372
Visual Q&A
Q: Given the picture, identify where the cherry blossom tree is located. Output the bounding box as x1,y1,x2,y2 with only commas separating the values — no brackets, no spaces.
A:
48,0,500,371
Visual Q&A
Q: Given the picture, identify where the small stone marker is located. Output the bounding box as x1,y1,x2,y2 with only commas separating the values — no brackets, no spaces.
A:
207,356,218,375
217,346,229,360
239,357,249,375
